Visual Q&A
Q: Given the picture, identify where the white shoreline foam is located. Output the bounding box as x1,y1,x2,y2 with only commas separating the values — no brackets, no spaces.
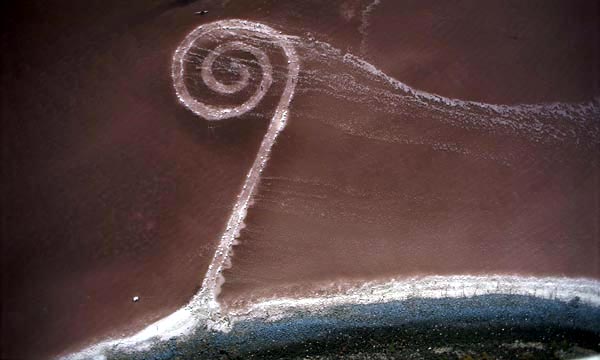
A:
229,275,600,322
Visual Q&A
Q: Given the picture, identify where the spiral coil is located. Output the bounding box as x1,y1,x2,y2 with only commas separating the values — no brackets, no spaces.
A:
172,20,298,122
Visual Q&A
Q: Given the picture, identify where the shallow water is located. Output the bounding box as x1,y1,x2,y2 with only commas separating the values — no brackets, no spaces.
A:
218,28,600,309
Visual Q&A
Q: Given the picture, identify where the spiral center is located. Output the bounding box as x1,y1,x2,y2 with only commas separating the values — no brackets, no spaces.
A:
201,41,269,96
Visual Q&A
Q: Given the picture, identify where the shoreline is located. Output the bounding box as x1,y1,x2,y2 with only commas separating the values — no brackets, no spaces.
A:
63,274,600,359
89,290,600,359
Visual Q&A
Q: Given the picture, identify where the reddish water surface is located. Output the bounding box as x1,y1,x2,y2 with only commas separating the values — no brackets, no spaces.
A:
1,1,270,358
1,0,599,358
218,1,600,306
